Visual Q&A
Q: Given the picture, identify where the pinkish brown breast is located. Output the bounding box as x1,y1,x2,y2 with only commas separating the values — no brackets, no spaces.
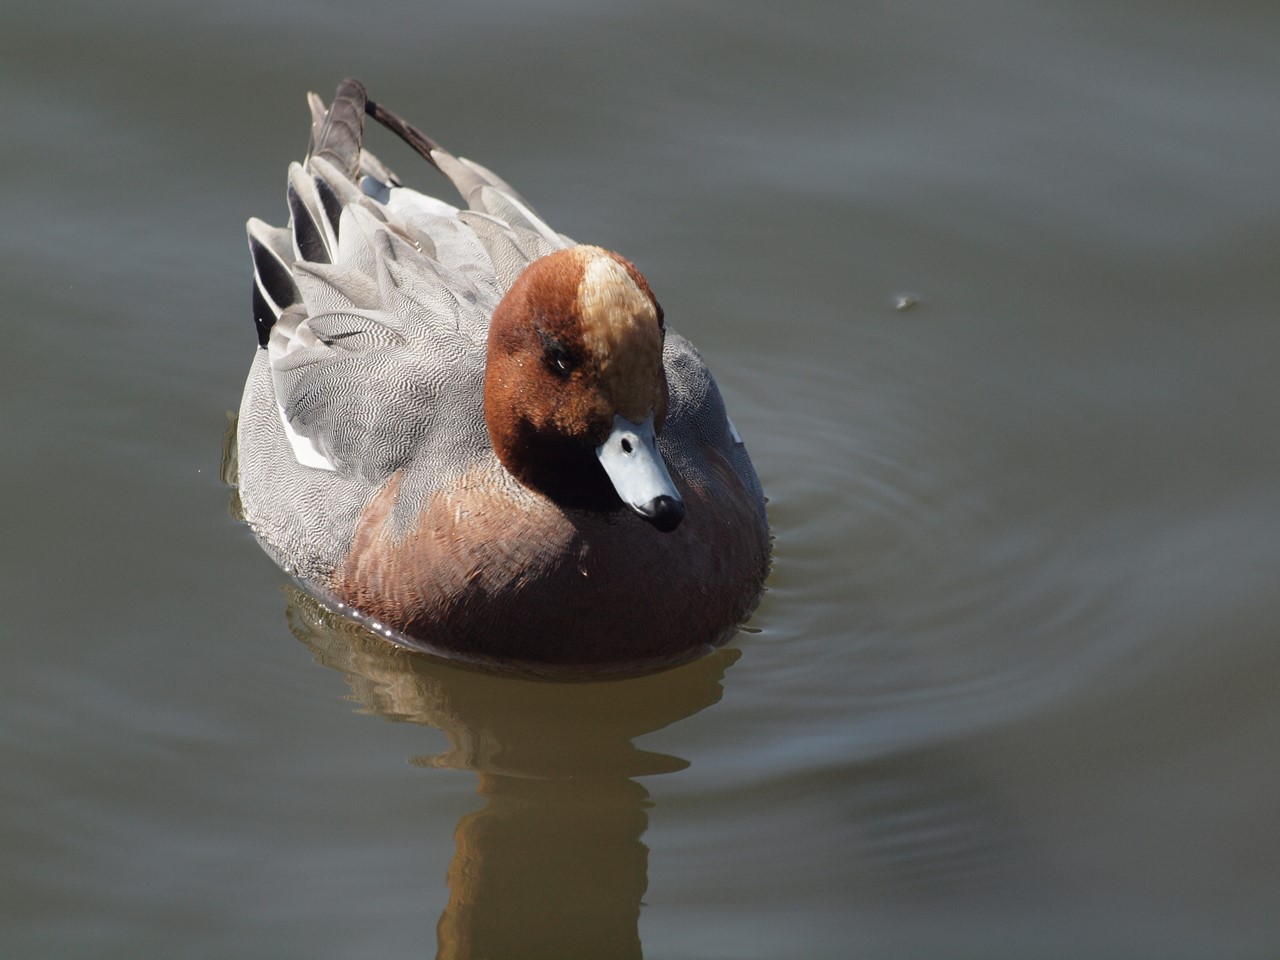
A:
330,450,769,673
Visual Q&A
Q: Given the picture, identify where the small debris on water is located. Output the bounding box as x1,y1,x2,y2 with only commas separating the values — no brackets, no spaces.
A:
893,294,919,312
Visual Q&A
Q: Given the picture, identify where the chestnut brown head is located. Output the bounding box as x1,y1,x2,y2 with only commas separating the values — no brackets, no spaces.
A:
484,246,683,530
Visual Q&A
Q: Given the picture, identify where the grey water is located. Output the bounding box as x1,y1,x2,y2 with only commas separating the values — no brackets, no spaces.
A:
3,1,1278,957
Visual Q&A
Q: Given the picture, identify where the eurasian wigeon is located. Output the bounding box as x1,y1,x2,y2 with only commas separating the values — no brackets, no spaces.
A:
235,78,770,674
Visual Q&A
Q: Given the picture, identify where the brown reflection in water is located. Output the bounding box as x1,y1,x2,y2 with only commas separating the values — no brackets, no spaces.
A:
283,586,738,960
439,775,650,960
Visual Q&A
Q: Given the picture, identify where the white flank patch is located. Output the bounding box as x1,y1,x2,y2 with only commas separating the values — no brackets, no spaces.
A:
727,416,743,445
278,405,337,471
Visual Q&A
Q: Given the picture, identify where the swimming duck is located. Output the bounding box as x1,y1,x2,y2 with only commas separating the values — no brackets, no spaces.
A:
235,78,769,674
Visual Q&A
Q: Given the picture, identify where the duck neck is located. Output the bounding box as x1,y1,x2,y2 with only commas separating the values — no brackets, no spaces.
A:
497,421,623,513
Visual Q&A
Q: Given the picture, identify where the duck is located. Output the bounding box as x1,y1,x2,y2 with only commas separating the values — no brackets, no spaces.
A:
235,78,770,675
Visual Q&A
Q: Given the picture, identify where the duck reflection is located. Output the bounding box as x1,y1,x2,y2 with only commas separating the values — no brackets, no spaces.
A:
283,585,738,960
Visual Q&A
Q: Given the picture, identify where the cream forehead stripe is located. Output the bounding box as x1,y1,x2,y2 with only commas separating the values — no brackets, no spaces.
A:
575,249,664,418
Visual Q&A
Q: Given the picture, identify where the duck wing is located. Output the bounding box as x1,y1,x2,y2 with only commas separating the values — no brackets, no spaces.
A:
245,78,570,482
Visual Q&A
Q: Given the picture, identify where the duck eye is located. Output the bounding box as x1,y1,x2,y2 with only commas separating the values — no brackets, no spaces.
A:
537,329,578,378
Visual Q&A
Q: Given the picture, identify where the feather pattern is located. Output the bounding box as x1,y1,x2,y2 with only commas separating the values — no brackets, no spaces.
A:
245,77,569,483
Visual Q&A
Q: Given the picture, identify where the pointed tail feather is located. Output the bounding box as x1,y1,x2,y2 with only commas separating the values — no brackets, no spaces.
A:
364,94,566,248
306,77,367,183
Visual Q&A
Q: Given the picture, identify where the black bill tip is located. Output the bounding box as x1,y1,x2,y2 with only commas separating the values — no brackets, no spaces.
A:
634,494,685,533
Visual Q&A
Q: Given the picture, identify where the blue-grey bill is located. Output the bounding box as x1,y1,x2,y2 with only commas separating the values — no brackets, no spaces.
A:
596,413,685,532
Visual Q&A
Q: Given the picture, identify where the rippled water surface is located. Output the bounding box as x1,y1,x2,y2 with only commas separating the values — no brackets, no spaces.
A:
4,1,1279,957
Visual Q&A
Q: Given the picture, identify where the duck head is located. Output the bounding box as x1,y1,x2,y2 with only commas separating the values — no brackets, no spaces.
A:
484,245,685,532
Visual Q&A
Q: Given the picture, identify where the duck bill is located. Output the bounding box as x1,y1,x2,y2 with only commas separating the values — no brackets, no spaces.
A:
595,413,685,532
